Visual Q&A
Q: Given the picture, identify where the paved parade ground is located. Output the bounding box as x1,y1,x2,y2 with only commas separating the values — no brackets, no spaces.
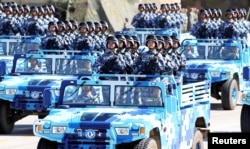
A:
0,98,242,149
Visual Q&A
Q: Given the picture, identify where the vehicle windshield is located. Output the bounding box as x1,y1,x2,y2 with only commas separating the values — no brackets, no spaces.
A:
15,58,50,74
62,84,163,107
182,45,240,60
115,86,163,106
56,59,92,74
0,42,40,56
15,57,92,74
63,85,110,106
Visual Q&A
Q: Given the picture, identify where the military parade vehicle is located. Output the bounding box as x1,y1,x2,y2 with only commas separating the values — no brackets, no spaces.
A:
240,64,250,132
0,49,98,134
33,73,211,149
181,38,249,110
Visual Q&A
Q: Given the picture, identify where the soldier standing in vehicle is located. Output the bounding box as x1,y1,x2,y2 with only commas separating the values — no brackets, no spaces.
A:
24,6,45,36
131,4,146,28
133,34,165,75
190,9,214,39
93,35,126,74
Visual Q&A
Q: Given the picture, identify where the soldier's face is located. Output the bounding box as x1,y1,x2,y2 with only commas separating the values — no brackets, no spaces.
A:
147,40,156,49
107,41,116,49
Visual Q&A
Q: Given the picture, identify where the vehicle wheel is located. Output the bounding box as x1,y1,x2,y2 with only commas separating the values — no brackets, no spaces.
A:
240,104,250,132
191,130,204,149
37,138,58,149
221,79,238,110
134,138,158,149
0,101,14,134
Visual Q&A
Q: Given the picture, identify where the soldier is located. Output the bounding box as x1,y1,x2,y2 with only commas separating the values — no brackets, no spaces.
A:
40,21,63,50
94,21,106,52
131,4,146,28
0,5,21,35
131,35,140,61
162,35,178,75
100,20,109,41
133,34,165,75
64,21,75,49
190,9,214,39
24,6,45,36
26,58,41,73
46,4,58,22
218,9,241,40
93,36,126,74
22,4,30,20
71,22,93,51
74,86,100,104
170,35,186,83
37,6,49,35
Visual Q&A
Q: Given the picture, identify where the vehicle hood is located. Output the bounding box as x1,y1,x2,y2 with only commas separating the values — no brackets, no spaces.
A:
186,60,240,72
45,108,162,126
0,75,78,88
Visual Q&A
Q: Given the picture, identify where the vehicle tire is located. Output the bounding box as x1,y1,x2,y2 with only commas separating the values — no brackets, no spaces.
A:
0,101,14,134
191,130,204,149
240,104,250,132
134,138,158,149
221,79,238,110
37,138,58,149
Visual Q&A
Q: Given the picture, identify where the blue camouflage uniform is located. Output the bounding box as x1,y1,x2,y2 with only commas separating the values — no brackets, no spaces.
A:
133,34,165,75
93,36,126,74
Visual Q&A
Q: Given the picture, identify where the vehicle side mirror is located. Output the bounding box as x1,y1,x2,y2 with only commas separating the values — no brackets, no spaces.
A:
43,88,53,108
0,61,6,76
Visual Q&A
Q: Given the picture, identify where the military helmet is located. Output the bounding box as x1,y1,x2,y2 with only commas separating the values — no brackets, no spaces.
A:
124,35,134,47
86,21,95,30
94,22,102,29
30,6,38,13
131,35,141,47
37,6,44,14
100,20,109,29
171,34,180,47
65,21,73,30
163,35,173,48
22,4,30,12
17,5,24,13
146,34,158,47
11,5,18,13
138,3,144,9
225,8,234,16
48,21,58,30
48,4,55,12
216,8,222,16
70,19,78,29
156,35,165,47
115,33,127,48
57,20,66,30
198,9,208,16
4,5,12,13
78,22,89,31
106,36,119,48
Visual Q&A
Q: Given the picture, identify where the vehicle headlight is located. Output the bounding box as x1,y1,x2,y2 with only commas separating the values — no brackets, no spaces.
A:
115,128,129,135
190,73,199,79
5,89,16,95
31,91,40,99
211,72,220,77
52,126,66,134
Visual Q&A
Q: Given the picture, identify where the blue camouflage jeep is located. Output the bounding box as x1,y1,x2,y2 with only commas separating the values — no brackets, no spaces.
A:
33,74,211,149
0,50,98,134
181,38,249,110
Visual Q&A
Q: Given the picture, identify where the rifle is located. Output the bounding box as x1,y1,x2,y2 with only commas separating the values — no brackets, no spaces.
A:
100,55,118,73
142,54,158,74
